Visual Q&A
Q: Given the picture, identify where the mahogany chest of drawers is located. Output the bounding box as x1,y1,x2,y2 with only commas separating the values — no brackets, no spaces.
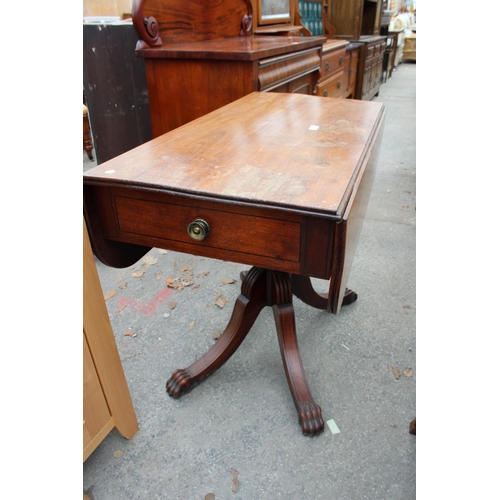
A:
316,39,348,99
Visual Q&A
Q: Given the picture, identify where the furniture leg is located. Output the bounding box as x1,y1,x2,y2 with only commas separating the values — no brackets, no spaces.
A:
166,267,267,398
409,418,416,435
270,271,324,436
83,105,94,161
291,275,358,311
166,268,355,436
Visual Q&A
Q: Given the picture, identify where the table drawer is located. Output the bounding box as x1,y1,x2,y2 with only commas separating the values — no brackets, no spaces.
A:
113,193,301,263
317,71,344,98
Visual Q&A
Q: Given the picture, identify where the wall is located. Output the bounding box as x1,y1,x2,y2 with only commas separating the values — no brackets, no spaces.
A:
83,0,132,17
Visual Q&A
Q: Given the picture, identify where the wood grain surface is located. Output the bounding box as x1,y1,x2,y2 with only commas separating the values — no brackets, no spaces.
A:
84,91,384,218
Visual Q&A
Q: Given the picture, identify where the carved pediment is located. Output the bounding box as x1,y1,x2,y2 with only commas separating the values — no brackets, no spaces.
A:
132,0,254,48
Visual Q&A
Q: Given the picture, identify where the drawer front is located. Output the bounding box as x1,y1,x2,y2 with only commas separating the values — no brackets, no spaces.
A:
258,47,321,91
268,71,317,95
366,42,386,62
85,185,338,279
321,48,346,80
114,193,302,264
317,71,344,98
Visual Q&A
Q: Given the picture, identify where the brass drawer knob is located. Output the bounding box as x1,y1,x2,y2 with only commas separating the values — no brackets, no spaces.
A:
187,219,210,241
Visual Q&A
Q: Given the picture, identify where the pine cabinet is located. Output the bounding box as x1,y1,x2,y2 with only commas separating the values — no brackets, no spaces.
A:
83,219,139,461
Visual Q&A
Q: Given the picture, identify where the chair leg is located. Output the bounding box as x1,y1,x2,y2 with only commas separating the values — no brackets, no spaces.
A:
83,110,94,161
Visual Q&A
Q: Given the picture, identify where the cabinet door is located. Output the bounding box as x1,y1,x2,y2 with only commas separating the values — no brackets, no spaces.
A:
362,62,371,98
340,51,350,96
328,0,364,39
267,72,318,95
373,57,383,91
348,49,358,94
289,72,317,94
83,332,114,460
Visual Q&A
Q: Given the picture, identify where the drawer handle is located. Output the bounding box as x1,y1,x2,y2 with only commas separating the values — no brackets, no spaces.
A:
323,90,328,97
339,56,343,65
325,61,330,72
337,81,341,89
187,219,210,241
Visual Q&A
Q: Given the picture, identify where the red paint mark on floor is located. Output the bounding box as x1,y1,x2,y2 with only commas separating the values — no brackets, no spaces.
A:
117,287,173,315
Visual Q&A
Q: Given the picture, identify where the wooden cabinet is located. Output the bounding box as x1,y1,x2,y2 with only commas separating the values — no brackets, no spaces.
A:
357,36,385,100
390,29,405,68
402,34,416,61
326,0,385,100
338,43,360,99
327,0,383,39
132,0,325,137
83,24,152,164
83,219,138,461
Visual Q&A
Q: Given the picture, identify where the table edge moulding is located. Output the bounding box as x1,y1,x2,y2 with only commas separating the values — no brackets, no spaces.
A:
83,92,385,436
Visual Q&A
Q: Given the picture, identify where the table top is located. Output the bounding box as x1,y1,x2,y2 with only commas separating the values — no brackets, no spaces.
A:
84,92,385,220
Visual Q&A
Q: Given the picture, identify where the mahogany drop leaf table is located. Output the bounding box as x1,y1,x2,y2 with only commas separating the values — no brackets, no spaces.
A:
83,92,385,436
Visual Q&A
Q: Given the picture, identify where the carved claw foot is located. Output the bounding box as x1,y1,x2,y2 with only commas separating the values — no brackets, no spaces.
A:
342,288,358,307
298,402,324,436
166,368,196,399
409,418,416,435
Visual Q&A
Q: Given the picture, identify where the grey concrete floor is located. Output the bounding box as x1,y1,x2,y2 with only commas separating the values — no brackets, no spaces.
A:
83,62,416,500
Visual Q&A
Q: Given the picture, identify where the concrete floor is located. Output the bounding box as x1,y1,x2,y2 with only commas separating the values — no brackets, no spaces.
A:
83,61,416,500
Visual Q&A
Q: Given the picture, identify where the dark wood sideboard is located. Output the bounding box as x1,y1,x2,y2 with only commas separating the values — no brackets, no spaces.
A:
84,92,385,436
354,35,386,100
